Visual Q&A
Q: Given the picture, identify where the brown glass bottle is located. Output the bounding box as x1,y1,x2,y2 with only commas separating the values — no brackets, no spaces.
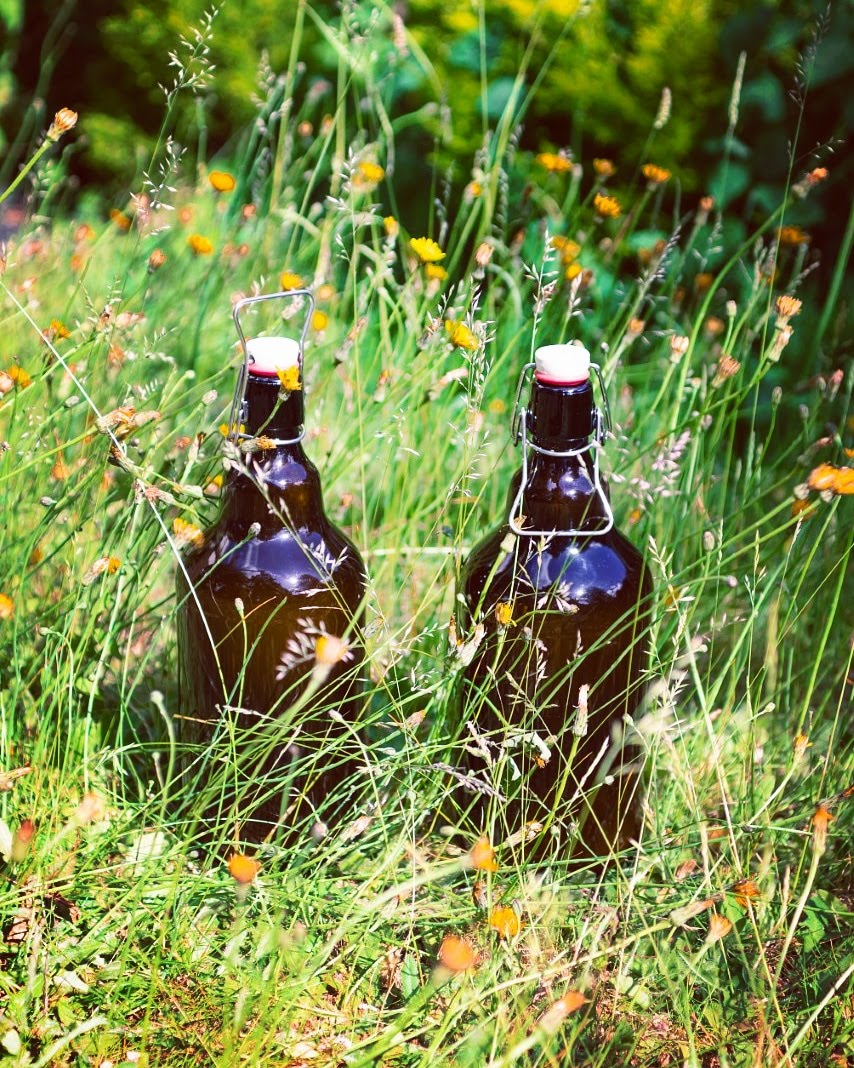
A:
458,346,651,860
176,333,367,841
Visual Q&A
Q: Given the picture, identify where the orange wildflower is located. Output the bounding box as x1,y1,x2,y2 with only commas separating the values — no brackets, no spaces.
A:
47,108,78,141
110,209,132,231
489,905,522,939
593,193,621,218
148,248,167,272
642,163,671,185
228,853,261,884
188,234,214,255
705,913,733,944
777,226,810,246
437,934,478,973
536,151,573,173
592,158,615,178
208,170,236,192
730,879,760,908
812,804,834,853
0,594,13,620
807,464,854,495
469,836,498,872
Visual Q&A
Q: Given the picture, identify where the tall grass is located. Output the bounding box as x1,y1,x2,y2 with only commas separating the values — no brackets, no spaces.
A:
0,3,851,1065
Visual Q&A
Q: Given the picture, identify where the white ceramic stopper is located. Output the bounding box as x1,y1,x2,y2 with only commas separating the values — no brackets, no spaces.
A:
246,336,300,377
534,341,591,384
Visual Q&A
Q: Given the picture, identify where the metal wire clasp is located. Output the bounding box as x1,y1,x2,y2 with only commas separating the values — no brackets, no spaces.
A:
226,288,315,445
507,361,615,538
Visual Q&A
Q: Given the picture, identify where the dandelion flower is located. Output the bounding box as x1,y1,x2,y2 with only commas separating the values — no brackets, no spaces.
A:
425,263,447,281
536,151,572,173
310,309,329,332
410,237,445,263
488,905,521,939
279,270,304,290
469,836,498,872
228,853,261,885
593,193,621,218
642,163,671,185
208,170,236,192
188,234,214,255
445,319,478,351
592,158,615,179
276,365,301,393
47,108,78,142
495,601,514,626
437,934,478,973
353,160,385,189
565,262,582,282
0,594,13,620
551,235,581,262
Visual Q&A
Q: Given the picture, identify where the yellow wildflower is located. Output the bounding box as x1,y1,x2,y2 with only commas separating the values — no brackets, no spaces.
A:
465,180,483,199
276,365,301,392
0,594,13,620
495,601,514,626
47,108,78,141
279,270,303,291
469,836,498,872
188,234,214,255
642,163,671,185
551,235,581,262
489,905,522,939
49,319,71,340
536,151,572,173
445,319,478,351
793,733,812,757
353,160,385,188
593,193,621,218
173,517,205,549
593,158,615,178
410,237,445,263
4,365,31,388
565,262,582,282
310,309,329,332
228,853,261,884
425,263,447,281
208,170,236,192
383,216,399,238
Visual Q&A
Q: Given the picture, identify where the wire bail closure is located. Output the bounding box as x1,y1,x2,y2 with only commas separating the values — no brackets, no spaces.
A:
508,360,615,538
227,288,315,446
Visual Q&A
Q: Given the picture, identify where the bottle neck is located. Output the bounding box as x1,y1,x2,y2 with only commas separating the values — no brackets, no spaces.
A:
510,376,606,532
223,372,325,533
243,373,304,440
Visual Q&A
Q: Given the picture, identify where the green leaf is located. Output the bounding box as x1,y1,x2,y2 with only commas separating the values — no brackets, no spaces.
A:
708,161,751,209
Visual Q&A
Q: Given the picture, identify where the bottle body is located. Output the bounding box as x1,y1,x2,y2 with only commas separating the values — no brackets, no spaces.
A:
458,370,650,858
177,371,367,839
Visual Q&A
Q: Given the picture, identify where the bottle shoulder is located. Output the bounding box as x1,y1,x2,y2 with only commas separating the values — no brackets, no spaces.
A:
461,524,649,614
182,519,366,600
